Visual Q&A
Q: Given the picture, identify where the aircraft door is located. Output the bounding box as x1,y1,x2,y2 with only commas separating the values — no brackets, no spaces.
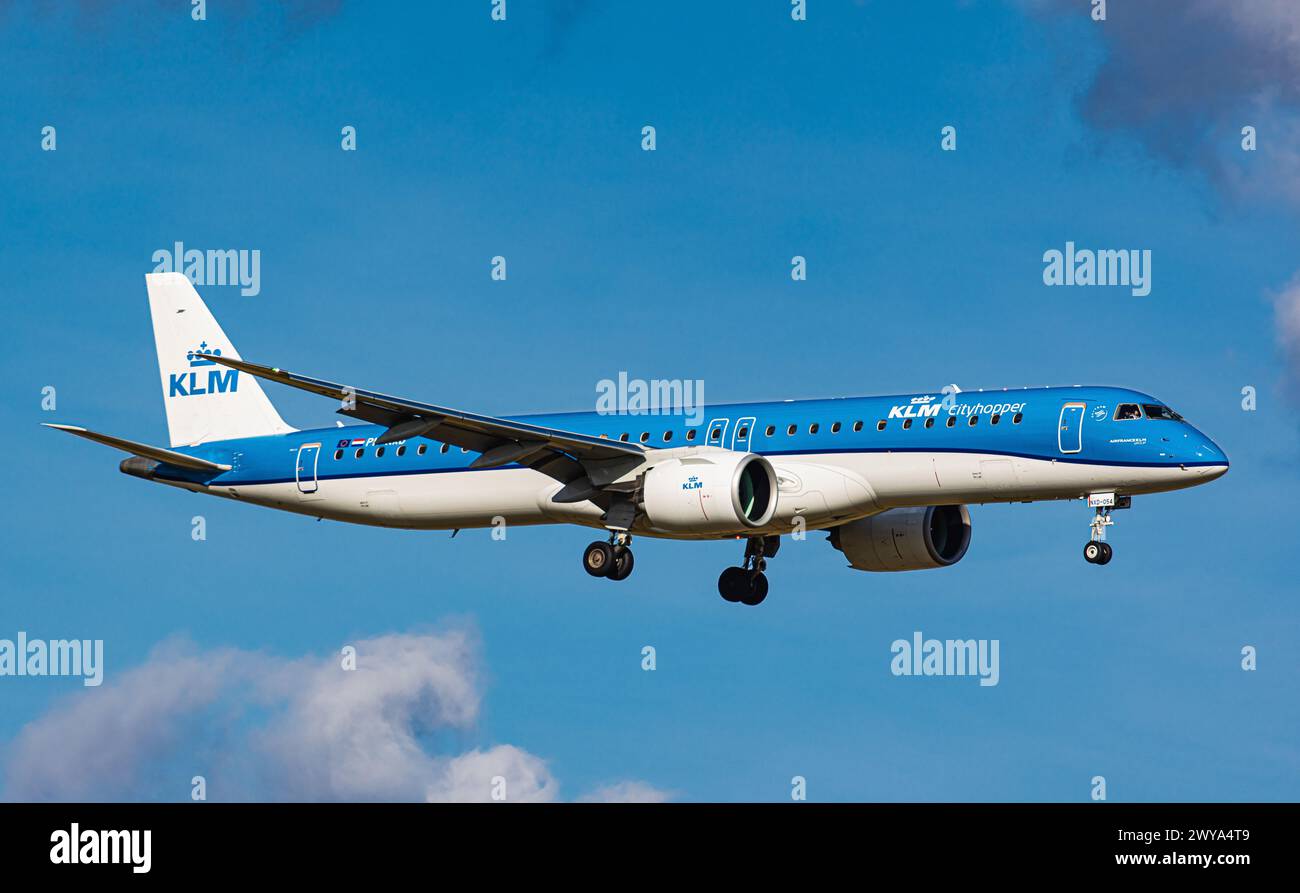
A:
1058,403,1084,454
296,442,321,493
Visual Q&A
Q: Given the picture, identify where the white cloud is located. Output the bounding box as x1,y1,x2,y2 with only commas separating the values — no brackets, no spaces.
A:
2,628,663,803
3,641,247,801
427,746,559,803
1029,0,1300,209
1273,274,1300,397
578,780,674,803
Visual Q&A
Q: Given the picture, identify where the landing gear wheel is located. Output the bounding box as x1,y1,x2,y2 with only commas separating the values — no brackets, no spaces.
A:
608,546,635,581
718,567,747,602
718,536,778,605
1097,542,1113,565
740,573,769,606
1083,542,1103,564
583,541,615,577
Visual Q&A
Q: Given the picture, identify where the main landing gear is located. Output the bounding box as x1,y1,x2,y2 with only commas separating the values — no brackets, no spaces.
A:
718,535,779,606
1083,494,1130,565
583,533,635,581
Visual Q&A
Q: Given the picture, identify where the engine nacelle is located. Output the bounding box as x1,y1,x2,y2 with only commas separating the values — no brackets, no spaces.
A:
641,451,778,535
829,505,971,572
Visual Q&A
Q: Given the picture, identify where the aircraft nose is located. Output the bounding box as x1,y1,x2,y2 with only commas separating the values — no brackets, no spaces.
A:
1198,462,1229,482
1192,431,1229,480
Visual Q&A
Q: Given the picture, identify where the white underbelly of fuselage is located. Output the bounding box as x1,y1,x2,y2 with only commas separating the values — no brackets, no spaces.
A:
188,451,1217,537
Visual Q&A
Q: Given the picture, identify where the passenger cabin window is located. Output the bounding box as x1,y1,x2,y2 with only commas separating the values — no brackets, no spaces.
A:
1012,412,1023,424
808,423,819,434
710,427,721,439
831,421,841,433
1114,403,1142,421
354,448,364,459
968,415,979,426
991,413,1001,425
737,426,748,438
787,424,797,435
765,425,775,437
876,420,886,431
946,417,955,428
663,431,673,442
376,446,386,457
1142,404,1183,421
639,432,650,443
619,433,629,442
333,449,343,460
419,444,428,455
686,429,697,442
902,418,912,430
396,445,406,457
924,417,935,429
852,421,863,432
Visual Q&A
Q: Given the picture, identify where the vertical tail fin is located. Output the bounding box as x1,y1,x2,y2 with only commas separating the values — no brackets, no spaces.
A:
146,272,296,446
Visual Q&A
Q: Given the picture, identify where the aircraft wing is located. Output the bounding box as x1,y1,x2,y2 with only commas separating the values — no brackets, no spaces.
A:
43,424,233,473
196,354,647,497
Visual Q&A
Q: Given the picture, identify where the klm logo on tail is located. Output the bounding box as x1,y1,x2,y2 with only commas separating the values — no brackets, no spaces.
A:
169,342,239,397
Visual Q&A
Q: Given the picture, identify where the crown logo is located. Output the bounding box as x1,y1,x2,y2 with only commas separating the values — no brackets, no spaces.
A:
187,342,222,367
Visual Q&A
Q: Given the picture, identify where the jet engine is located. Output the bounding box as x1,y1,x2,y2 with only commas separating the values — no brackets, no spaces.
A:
828,505,971,572
641,451,778,535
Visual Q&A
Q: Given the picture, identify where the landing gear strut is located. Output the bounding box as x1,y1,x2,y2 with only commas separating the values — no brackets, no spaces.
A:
583,532,635,581
718,535,779,606
1082,495,1129,565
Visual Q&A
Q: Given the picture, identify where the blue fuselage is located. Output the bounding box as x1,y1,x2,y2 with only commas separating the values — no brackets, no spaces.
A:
163,385,1227,490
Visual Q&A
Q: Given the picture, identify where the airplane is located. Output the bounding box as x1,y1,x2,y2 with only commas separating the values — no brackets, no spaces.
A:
46,273,1229,606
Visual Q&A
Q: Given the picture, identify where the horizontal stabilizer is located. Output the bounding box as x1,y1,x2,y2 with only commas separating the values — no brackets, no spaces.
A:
43,424,232,473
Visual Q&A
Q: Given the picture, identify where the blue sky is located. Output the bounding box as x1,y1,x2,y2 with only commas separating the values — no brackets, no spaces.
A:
1,1,1297,801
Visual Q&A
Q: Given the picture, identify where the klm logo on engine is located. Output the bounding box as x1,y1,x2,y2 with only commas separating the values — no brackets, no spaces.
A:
170,342,238,398
682,475,702,491
888,395,942,420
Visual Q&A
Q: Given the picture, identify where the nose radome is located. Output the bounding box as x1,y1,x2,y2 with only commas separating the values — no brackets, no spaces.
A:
1193,431,1228,480
1189,429,1229,467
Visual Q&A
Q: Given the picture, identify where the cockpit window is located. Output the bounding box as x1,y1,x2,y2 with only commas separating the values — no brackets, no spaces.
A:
1142,403,1183,421
1114,403,1142,421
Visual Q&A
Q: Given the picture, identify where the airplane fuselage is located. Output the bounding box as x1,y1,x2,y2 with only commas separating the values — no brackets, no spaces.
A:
130,385,1229,539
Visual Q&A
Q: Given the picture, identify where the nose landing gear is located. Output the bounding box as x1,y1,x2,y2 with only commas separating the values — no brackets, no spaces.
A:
1083,494,1130,565
1083,539,1112,565
718,535,779,605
